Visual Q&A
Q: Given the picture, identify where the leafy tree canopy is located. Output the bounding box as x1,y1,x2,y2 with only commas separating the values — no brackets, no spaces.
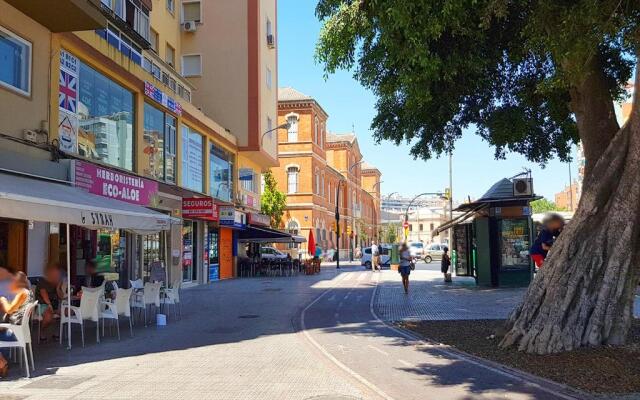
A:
530,198,565,213
261,170,287,229
315,0,639,163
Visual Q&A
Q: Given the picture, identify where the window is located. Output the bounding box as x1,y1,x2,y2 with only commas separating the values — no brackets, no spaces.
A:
165,114,177,183
143,103,165,180
320,124,324,148
149,28,159,53
419,224,423,231
142,57,152,73
168,77,177,92
240,168,256,193
321,175,325,197
151,63,161,80
409,224,413,232
314,117,319,144
267,18,273,37
77,61,134,170
182,1,201,23
287,166,299,193
287,220,299,249
266,67,272,89
287,116,298,142
181,126,204,192
166,0,175,13
0,26,31,96
165,43,175,67
182,54,202,77
315,170,320,194
178,84,191,102
210,144,234,202
430,223,434,231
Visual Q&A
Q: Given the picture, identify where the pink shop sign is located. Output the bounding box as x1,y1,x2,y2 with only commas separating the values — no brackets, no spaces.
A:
73,160,159,206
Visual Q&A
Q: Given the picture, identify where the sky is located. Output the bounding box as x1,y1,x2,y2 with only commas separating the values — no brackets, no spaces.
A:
277,0,578,202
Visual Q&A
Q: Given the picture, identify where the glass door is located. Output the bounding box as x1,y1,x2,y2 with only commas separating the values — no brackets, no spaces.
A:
182,221,194,282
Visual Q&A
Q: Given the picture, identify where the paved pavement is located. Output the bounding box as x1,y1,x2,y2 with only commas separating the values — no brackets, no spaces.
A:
0,262,595,399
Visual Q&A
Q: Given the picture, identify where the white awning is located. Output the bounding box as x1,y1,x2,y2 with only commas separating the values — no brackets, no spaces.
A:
0,172,170,232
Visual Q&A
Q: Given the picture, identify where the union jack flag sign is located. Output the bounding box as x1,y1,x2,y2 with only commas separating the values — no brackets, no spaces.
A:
59,70,78,113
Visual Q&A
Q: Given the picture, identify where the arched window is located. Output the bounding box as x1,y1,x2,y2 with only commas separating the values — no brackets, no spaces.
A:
315,169,320,194
287,220,299,249
287,116,298,142
321,173,325,197
287,166,299,193
320,123,324,148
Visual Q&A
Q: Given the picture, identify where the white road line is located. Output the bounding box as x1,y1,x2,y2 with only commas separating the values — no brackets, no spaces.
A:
367,345,389,356
328,294,336,301
397,359,412,368
344,272,355,281
301,286,395,400
358,273,367,281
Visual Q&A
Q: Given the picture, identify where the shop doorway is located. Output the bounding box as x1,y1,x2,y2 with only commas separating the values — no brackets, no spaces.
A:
0,219,26,273
182,220,198,282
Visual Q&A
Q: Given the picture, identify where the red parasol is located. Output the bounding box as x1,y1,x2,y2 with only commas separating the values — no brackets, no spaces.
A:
308,230,316,257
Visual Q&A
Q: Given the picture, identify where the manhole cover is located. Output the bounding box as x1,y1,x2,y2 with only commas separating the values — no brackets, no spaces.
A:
262,288,282,292
305,396,362,400
238,314,260,319
22,375,94,389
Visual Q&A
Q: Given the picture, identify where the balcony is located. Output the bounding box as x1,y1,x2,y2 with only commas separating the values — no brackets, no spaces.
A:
99,0,151,49
5,0,107,32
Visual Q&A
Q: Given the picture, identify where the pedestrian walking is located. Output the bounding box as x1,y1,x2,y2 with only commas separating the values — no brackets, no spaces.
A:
398,243,412,294
371,241,380,272
530,213,565,268
441,246,452,282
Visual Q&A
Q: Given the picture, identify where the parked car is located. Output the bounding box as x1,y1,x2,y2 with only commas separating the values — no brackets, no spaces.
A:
260,246,288,260
424,243,449,263
408,242,425,258
361,245,392,269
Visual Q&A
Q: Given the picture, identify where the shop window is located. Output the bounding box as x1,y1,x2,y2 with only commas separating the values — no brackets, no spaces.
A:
499,219,531,270
77,61,134,171
0,26,31,96
181,126,204,192
182,221,197,282
143,103,165,180
239,168,256,193
287,166,298,193
287,116,298,142
210,143,234,202
165,115,177,184
182,54,202,77
182,1,201,23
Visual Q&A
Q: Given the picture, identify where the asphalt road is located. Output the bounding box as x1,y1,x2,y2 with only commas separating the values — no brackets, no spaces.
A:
301,263,580,400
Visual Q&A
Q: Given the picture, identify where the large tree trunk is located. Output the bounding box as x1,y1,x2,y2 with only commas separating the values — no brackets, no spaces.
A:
500,66,640,354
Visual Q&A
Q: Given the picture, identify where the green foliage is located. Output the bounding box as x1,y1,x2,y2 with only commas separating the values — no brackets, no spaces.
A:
530,198,564,213
260,170,287,229
315,0,639,163
382,223,399,244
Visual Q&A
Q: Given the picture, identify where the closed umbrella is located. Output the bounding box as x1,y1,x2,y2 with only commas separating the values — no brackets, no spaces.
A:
308,230,316,258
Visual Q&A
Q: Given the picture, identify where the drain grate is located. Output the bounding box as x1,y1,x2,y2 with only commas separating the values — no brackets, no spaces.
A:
238,314,260,319
22,375,94,389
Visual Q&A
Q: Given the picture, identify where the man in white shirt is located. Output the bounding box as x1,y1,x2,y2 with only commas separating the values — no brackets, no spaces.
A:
371,241,380,272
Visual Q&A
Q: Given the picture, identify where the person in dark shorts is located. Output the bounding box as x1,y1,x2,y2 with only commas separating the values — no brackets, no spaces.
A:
441,246,451,281
398,243,412,294
530,214,565,268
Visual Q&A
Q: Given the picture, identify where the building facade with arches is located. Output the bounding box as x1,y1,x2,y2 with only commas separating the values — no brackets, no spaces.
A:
274,87,382,259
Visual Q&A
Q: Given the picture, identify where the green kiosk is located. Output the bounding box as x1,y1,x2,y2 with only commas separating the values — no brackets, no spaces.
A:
438,176,540,287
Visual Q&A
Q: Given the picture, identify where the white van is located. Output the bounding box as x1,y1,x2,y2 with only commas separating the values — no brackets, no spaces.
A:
361,245,392,269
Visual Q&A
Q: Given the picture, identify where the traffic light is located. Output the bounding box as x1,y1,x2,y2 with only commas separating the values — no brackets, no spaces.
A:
331,221,337,232
444,188,451,200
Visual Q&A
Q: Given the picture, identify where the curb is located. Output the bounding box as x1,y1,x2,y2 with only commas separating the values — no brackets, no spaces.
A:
369,275,594,400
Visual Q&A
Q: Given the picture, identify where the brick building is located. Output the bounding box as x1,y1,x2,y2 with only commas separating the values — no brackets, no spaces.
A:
555,182,579,212
274,88,382,258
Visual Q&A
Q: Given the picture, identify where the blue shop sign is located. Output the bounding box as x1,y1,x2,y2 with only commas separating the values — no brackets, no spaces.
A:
144,81,182,115
219,207,246,229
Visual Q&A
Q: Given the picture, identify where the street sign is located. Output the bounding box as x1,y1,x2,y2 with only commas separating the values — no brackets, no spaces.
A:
402,221,409,229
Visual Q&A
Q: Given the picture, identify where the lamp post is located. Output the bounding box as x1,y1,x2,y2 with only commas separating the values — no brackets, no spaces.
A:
404,192,444,243
335,160,365,269
260,122,291,145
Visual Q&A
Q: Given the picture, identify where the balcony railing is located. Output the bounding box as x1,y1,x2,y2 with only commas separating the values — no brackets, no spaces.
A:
99,0,150,48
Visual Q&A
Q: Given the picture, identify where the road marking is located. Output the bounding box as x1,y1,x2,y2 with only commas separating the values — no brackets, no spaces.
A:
358,273,367,281
344,292,351,300
300,284,395,400
345,272,355,281
367,345,389,356
397,359,412,368
328,294,336,301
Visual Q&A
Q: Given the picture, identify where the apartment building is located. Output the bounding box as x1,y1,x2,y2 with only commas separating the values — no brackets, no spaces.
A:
274,88,381,259
0,0,282,286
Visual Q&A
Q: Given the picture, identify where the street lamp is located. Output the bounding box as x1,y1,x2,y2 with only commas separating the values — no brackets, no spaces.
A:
260,122,291,145
335,160,364,269
404,192,444,242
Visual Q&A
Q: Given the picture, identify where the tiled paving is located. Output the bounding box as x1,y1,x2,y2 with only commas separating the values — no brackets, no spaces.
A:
0,269,367,400
374,269,528,321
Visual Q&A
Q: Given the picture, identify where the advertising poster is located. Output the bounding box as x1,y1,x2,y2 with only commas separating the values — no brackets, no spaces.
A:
58,111,78,154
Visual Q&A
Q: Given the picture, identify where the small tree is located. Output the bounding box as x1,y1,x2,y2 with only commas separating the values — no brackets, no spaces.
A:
530,198,565,213
260,170,287,229
382,223,399,244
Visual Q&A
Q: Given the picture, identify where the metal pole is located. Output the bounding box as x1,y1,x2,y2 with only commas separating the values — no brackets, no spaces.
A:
448,151,453,246
66,224,71,350
336,180,341,269
568,162,573,211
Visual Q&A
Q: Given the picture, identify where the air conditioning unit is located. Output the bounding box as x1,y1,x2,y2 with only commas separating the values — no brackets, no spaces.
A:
266,34,275,48
513,178,533,197
183,21,197,32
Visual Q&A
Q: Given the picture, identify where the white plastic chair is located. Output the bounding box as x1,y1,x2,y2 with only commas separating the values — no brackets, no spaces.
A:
142,282,161,326
0,301,38,378
59,287,101,347
162,279,181,320
100,288,133,339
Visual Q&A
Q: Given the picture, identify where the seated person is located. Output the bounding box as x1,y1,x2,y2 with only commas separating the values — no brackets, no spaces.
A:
0,272,34,377
82,260,104,289
0,266,13,300
36,265,65,342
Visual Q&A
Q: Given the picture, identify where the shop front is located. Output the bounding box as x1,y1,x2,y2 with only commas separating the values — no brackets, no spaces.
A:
218,206,247,279
182,196,219,283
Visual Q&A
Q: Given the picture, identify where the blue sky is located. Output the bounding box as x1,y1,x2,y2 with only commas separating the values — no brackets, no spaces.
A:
277,0,577,202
